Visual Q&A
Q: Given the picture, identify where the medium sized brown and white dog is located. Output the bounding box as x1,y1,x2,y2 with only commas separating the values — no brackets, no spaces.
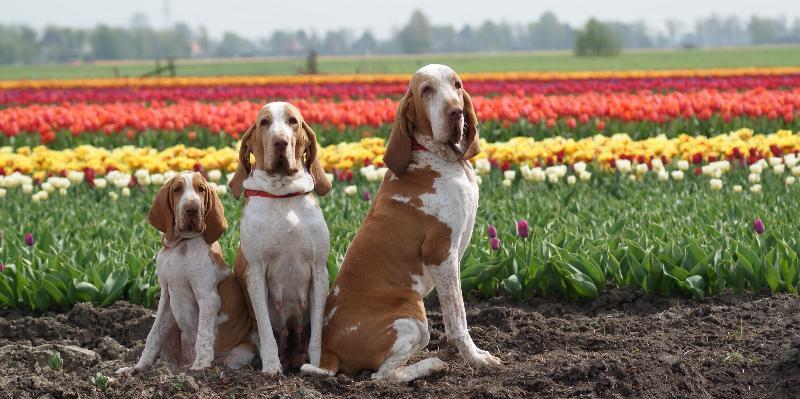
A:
229,102,332,374
301,64,501,383
116,172,255,374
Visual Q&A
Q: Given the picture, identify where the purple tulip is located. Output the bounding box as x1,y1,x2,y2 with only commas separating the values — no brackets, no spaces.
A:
753,218,765,235
24,232,34,247
363,191,371,201
517,219,529,238
487,225,497,239
490,237,501,251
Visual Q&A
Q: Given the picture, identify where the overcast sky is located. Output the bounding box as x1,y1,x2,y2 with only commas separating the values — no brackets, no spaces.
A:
3,0,797,39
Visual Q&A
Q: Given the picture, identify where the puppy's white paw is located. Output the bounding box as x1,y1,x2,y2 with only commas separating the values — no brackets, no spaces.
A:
261,363,282,375
115,366,139,375
190,359,213,370
300,363,334,376
464,350,501,369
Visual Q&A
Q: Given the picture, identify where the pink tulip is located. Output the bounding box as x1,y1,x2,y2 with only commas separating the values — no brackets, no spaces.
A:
490,237,501,251
487,225,497,239
517,219,529,238
363,191,371,201
24,233,34,247
753,218,765,235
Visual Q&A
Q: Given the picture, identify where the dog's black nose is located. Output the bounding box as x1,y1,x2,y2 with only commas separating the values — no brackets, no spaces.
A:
185,207,199,216
274,140,288,150
448,108,464,120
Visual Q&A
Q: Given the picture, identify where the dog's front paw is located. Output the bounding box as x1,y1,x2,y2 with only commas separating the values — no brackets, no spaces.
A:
464,349,501,369
261,363,282,375
115,366,140,375
190,359,213,370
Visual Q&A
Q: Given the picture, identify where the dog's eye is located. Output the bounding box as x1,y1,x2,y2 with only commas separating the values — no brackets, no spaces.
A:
198,185,206,193
260,118,269,126
455,81,462,90
288,117,298,125
421,86,432,96
173,186,183,193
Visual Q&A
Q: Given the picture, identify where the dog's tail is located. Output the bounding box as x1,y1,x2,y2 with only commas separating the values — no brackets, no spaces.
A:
299,350,339,377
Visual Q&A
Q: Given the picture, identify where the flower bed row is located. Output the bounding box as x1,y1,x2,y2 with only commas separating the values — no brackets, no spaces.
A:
3,74,800,105
1,128,798,179
1,89,798,144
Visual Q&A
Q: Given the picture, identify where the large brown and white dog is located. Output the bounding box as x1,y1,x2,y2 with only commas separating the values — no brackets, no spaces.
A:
229,102,332,374
116,172,256,374
301,64,501,382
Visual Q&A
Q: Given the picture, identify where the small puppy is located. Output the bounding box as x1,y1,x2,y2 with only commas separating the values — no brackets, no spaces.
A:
229,102,332,374
116,172,255,374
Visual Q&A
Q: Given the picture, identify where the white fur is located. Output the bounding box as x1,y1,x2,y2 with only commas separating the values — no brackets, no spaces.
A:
417,64,465,155
260,102,298,169
239,163,330,374
371,318,445,383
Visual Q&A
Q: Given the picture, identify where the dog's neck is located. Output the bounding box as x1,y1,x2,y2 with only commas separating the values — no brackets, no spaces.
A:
243,168,314,196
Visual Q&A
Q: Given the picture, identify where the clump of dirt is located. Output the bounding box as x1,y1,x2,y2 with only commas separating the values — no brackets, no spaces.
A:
0,289,798,398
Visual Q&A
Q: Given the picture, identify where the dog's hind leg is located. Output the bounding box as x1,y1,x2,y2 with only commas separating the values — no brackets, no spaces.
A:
371,318,446,383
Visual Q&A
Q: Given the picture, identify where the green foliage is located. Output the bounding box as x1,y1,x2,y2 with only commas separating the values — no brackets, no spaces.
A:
1,164,799,313
90,372,109,391
575,19,621,57
49,351,63,370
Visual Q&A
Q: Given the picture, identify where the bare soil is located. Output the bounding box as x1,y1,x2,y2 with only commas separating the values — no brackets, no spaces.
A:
1,289,798,398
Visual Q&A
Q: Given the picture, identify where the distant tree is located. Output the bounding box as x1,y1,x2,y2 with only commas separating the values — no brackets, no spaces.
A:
0,25,38,64
352,31,378,54
398,10,432,53
574,19,620,56
322,30,350,55
529,12,573,50
90,25,129,60
748,16,785,44
215,32,253,57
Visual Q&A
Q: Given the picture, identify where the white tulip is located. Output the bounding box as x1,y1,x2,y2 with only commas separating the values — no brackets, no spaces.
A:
504,170,516,181
344,185,357,196
134,169,150,181
216,184,228,196
207,169,222,182
750,184,762,193
671,170,684,181
579,171,592,181
138,176,151,186
701,165,715,176
67,171,84,184
677,160,690,171
475,175,482,185
548,174,559,184
325,173,334,183
0,188,6,198
616,159,632,174
567,175,577,185
769,157,783,166
109,191,119,201
59,188,68,196
786,176,796,186
122,188,131,197
635,163,649,175
628,174,637,181
709,179,723,190
150,174,165,186
773,164,786,175
749,163,763,174
733,185,743,192
41,182,55,193
793,166,800,176
164,171,178,181
502,179,512,187
651,158,664,171
376,167,389,180
573,162,587,174
658,171,669,181
22,183,33,194
748,173,761,184
0,176,5,188
531,169,546,182
35,190,48,201
784,155,798,168
474,159,491,175
94,178,108,189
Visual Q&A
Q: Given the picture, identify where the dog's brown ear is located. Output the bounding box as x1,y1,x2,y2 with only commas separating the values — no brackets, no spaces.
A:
148,176,178,241
461,89,481,160
303,121,332,196
384,90,415,176
202,181,228,244
229,123,256,199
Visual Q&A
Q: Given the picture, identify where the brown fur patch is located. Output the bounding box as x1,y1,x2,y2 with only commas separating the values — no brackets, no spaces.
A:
209,242,254,353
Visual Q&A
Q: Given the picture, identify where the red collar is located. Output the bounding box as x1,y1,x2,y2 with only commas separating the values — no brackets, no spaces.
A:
411,137,429,152
244,189,310,199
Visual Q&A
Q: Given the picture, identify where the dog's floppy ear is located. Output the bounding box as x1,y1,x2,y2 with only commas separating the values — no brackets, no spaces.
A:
229,123,256,199
303,121,332,196
384,90,415,175
461,89,481,160
202,181,227,244
148,176,178,241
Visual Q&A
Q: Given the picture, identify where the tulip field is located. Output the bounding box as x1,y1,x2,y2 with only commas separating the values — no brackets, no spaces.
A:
2,67,800,313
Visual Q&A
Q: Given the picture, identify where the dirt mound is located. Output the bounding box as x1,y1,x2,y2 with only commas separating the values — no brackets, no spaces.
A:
0,289,798,398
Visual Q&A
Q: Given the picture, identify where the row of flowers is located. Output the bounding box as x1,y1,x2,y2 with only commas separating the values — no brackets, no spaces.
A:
1,128,799,177
2,146,797,202
3,67,799,90
2,89,798,142
3,74,800,105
